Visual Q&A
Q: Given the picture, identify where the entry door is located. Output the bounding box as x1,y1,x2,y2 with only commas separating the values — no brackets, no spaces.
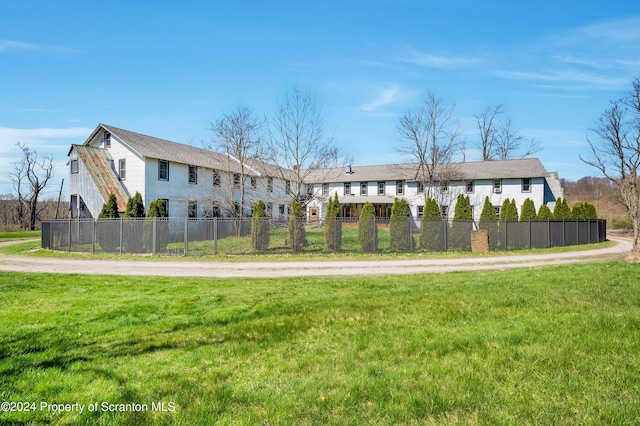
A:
309,207,320,224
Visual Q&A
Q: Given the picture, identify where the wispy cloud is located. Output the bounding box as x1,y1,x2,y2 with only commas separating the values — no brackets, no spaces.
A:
493,68,629,90
0,39,78,54
360,84,412,112
492,16,640,92
0,127,92,154
396,45,481,69
578,16,640,44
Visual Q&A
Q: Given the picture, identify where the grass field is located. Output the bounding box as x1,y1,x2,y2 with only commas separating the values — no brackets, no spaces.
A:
1,262,639,425
0,230,40,242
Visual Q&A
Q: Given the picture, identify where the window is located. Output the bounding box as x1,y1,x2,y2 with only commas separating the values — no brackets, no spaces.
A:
103,132,111,148
251,177,256,189
322,183,329,196
360,182,368,196
440,181,448,193
211,203,220,218
308,184,314,196
344,183,351,196
267,202,273,217
493,179,502,193
279,204,285,217
188,200,197,219
267,177,273,192
119,159,126,180
494,206,501,219
417,181,424,194
466,180,474,193
234,174,240,188
440,205,449,220
378,182,385,195
189,165,197,184
158,160,169,181
417,205,424,219
212,170,220,186
522,178,531,192
396,181,404,195
160,199,169,216
70,160,78,174
285,180,291,194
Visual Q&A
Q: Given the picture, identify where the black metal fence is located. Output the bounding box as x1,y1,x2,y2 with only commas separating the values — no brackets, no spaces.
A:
40,218,607,256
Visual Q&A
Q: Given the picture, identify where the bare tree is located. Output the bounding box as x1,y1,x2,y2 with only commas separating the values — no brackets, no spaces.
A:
10,142,54,230
475,105,541,160
475,105,503,161
581,78,640,253
268,86,337,202
205,104,265,219
396,92,464,198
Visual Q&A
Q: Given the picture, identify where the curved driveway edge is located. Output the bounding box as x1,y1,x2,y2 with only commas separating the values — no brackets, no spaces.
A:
0,237,632,278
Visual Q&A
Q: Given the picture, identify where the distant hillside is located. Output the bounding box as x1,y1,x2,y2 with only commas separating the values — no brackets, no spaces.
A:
560,177,629,229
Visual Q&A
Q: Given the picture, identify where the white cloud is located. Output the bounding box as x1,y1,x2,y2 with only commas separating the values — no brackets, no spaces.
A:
0,39,79,54
579,16,640,44
360,84,404,112
0,127,91,152
396,45,480,69
0,126,92,195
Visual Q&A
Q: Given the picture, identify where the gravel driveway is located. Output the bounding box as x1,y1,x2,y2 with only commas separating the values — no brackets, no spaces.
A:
0,237,631,278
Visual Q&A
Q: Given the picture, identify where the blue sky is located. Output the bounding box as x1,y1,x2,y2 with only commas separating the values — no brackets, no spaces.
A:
1,0,639,199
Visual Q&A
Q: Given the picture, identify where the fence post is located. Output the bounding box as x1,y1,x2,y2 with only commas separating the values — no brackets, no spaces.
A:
562,220,566,247
576,219,579,245
68,218,72,252
213,217,218,255
92,219,96,254
152,216,157,254
443,219,448,252
547,219,551,248
528,219,532,249
588,219,591,244
184,218,188,256
119,218,123,255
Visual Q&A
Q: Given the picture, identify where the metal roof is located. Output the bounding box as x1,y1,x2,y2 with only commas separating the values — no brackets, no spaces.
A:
71,145,129,213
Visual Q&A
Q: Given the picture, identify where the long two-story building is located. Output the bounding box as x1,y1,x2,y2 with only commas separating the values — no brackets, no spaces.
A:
69,124,563,224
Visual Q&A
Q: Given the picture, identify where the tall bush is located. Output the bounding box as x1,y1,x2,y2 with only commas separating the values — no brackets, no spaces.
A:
97,193,120,253
479,196,498,249
390,198,414,251
324,193,342,250
520,198,537,221
420,197,442,251
124,192,145,218
553,197,572,220
538,204,553,220
288,200,307,252
251,200,269,251
123,192,145,253
450,194,472,250
145,199,169,253
358,202,377,253
479,196,496,224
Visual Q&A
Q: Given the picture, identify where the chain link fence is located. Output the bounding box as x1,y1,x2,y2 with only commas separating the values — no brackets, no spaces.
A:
41,218,607,256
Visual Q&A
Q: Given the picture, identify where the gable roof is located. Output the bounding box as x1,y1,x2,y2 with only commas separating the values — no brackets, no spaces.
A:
87,124,293,178
303,158,551,183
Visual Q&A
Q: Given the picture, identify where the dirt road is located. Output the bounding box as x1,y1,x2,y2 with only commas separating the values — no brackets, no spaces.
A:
0,237,632,278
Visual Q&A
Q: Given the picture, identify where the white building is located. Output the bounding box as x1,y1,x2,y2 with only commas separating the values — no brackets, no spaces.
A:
69,124,563,223
69,124,294,219
305,160,563,223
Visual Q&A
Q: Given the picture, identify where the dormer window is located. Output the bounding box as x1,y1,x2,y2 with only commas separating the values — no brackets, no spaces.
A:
103,132,111,148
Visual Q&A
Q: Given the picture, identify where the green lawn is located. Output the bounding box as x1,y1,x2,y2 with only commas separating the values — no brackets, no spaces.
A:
1,262,639,425
0,230,40,241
